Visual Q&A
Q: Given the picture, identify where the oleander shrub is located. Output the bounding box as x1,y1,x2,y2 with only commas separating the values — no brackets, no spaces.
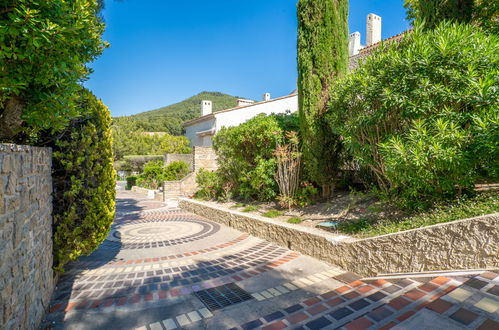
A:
40,89,115,272
327,22,498,207
213,113,299,201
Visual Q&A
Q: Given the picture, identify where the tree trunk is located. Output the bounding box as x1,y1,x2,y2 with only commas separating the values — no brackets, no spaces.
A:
0,96,24,141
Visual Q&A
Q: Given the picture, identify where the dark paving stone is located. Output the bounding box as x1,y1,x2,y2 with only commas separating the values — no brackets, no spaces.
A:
263,311,285,322
486,285,499,296
305,316,332,329
477,318,499,330
349,298,370,311
465,278,488,290
367,305,393,322
366,291,387,302
241,319,263,330
330,307,353,320
383,285,402,294
450,308,479,325
284,304,303,314
334,272,362,284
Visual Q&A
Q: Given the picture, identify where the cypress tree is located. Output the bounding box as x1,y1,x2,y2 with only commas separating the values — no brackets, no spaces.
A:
297,0,349,197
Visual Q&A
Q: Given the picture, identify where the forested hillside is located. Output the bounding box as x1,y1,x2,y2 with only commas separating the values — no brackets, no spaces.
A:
113,91,242,135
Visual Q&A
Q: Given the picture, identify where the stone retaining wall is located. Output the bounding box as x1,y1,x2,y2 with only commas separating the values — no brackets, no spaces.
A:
164,153,193,172
0,144,54,330
179,198,499,277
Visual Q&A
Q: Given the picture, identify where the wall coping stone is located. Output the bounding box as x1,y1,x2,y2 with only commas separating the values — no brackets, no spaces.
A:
179,197,355,244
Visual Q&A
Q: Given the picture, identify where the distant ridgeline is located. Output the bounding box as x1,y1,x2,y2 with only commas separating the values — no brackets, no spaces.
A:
113,92,241,135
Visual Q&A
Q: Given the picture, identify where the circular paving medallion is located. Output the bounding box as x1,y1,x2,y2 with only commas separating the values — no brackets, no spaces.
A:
104,217,220,249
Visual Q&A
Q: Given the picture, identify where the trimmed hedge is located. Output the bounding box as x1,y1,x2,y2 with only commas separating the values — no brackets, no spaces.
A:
42,89,116,271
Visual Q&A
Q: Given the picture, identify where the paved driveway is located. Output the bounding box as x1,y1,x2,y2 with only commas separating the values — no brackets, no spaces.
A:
43,190,499,330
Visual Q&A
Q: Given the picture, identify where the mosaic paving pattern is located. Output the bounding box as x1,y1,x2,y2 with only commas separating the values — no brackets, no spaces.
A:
44,191,498,330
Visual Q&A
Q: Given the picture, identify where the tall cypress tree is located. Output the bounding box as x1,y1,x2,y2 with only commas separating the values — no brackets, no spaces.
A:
297,0,348,197
404,0,475,29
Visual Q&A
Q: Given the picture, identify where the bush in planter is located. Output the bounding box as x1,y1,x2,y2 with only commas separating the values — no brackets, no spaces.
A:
327,22,498,207
126,176,137,190
137,160,189,190
40,89,115,271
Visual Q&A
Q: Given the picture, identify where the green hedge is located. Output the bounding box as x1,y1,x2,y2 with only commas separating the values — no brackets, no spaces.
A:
136,160,190,190
43,89,116,271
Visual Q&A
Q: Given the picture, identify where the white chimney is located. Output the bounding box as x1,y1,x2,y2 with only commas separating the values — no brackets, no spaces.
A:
263,93,271,101
348,32,361,55
366,13,382,46
201,100,212,116
237,99,255,107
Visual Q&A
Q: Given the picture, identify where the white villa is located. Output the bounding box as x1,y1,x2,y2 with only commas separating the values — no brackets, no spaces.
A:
185,13,396,147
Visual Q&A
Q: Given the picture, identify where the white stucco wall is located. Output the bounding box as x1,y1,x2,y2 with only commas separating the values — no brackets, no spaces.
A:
215,94,298,131
185,118,215,147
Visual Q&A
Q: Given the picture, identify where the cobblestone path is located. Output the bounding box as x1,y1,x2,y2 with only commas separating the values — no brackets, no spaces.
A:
43,190,499,329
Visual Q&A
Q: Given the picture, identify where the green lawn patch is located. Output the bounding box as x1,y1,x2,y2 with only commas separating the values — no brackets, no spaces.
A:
336,192,498,238
242,205,258,212
262,210,283,218
287,217,302,224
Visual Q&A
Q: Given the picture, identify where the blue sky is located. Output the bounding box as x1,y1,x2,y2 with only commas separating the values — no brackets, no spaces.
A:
86,0,410,117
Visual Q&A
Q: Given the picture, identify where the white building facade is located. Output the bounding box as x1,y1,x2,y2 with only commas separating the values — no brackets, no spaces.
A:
184,93,298,147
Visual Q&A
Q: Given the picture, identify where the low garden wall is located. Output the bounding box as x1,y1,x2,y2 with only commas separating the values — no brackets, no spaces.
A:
131,186,163,201
164,153,193,171
0,144,55,330
179,198,499,277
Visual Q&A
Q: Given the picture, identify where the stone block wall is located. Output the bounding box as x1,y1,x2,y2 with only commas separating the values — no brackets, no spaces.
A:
164,153,194,172
0,144,54,330
179,198,499,277
193,146,218,172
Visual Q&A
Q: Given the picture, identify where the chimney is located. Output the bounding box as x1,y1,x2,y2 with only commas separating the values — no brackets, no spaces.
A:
348,32,361,55
201,100,212,116
263,93,271,101
366,13,382,46
237,99,255,107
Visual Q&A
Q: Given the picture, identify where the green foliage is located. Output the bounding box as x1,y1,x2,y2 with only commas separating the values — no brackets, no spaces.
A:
242,205,258,212
287,217,303,224
112,92,241,136
126,176,137,190
195,169,223,200
404,0,474,29
336,192,498,237
137,160,189,190
262,210,283,218
327,22,498,206
112,118,191,160
40,89,115,272
297,0,349,196
0,0,107,140
213,113,299,201
295,182,319,207
404,0,498,33
118,155,164,172
380,119,474,209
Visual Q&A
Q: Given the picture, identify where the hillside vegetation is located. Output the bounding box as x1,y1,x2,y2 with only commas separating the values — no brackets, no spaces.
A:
113,91,241,135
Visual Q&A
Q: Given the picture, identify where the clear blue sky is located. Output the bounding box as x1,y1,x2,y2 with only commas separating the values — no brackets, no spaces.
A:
86,0,410,117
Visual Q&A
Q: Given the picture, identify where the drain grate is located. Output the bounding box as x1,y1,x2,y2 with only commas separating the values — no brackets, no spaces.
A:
194,283,253,311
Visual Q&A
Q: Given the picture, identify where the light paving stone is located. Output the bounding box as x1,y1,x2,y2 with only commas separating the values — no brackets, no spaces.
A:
261,290,274,299
198,308,213,318
446,288,474,302
176,314,190,327
268,288,282,296
134,327,147,330
149,322,163,330
300,278,314,286
252,293,265,301
161,318,176,330
284,283,298,290
187,311,201,322
308,275,322,283
475,298,499,313
275,286,290,294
